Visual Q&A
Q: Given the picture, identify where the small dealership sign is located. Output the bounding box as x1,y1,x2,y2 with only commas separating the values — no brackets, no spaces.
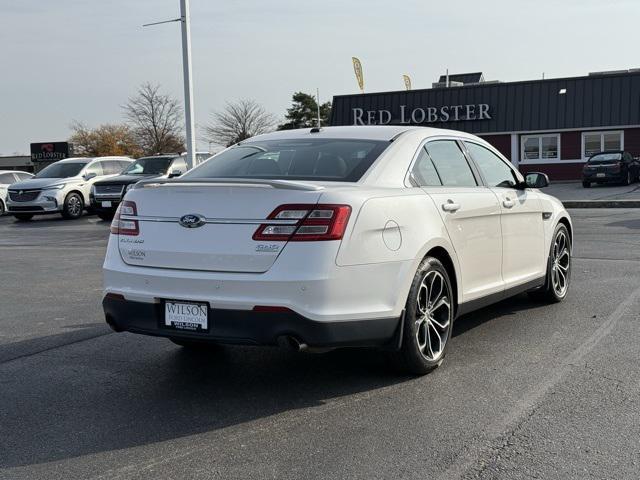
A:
30,142,73,162
352,104,492,125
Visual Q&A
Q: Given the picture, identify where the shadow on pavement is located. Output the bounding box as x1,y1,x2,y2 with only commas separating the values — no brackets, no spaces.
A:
0,293,543,469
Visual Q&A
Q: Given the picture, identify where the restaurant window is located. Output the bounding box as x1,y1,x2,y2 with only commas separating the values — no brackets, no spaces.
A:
520,134,560,162
582,131,623,159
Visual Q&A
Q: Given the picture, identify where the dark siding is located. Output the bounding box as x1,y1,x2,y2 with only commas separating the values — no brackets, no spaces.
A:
561,131,581,159
519,163,584,182
331,71,640,133
624,128,640,157
479,134,511,159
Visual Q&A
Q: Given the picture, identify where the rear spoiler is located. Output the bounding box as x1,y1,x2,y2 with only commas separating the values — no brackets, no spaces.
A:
135,177,324,192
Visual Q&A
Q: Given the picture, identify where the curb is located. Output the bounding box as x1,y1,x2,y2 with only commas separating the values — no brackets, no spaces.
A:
562,200,640,208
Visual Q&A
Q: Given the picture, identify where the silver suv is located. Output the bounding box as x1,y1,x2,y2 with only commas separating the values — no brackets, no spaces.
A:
6,156,132,220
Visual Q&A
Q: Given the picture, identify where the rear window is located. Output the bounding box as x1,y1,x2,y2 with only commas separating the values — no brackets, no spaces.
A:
183,138,389,182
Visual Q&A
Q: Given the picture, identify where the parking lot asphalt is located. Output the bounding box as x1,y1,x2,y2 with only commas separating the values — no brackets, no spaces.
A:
1,210,639,480
546,181,640,202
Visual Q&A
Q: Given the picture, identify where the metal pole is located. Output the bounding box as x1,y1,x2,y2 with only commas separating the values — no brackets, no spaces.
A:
180,0,196,170
316,88,321,128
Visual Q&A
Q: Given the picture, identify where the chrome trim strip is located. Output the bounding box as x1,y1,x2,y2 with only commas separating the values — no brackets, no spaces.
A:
121,215,298,225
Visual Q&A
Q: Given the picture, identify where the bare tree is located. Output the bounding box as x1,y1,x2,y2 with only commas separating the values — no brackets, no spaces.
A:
122,83,185,154
204,99,276,147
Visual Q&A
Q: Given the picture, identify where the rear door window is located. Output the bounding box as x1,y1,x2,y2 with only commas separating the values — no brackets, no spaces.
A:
424,140,477,187
464,141,518,188
411,148,442,186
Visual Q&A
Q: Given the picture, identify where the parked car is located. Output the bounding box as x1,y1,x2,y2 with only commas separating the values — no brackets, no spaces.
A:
90,154,189,221
6,156,132,220
0,170,33,215
103,126,572,375
582,151,640,187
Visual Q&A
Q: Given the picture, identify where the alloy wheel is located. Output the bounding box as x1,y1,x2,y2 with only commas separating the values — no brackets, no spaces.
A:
68,195,82,217
415,270,452,361
551,230,570,297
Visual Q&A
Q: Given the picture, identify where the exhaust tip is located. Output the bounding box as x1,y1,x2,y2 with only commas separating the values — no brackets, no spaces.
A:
276,335,308,352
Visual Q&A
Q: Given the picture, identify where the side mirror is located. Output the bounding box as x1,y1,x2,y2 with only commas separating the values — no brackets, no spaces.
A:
168,169,183,178
83,172,97,180
524,172,549,188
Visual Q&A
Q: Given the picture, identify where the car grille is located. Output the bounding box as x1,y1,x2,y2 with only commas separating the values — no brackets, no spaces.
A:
8,190,40,202
8,206,44,212
94,185,124,197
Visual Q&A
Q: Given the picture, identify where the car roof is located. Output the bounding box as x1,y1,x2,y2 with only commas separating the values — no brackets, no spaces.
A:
0,170,31,174
245,125,484,143
57,157,93,164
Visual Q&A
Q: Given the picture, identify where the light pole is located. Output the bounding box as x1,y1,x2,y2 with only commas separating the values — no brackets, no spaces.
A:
143,0,196,170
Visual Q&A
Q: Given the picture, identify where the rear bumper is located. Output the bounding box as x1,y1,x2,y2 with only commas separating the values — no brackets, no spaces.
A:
582,172,624,182
103,295,400,347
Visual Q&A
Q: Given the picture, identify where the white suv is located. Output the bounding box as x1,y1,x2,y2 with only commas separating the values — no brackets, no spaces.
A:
7,156,132,220
0,170,34,215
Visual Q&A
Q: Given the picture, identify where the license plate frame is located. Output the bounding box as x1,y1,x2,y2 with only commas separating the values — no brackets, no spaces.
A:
596,173,606,178
162,299,209,333
101,201,112,208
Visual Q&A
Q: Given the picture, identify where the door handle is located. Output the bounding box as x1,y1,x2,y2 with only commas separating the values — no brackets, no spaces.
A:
442,200,461,212
503,197,515,209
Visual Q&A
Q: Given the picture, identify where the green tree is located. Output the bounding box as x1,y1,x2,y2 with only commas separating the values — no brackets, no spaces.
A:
278,92,332,130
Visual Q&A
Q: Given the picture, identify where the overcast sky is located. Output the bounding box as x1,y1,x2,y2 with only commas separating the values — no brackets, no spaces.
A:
2,0,639,155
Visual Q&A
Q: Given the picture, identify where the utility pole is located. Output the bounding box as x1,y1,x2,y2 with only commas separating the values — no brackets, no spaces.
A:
143,0,196,170
180,0,196,170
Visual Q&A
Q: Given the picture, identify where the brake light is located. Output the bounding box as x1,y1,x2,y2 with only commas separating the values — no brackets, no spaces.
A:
253,204,351,242
110,201,139,236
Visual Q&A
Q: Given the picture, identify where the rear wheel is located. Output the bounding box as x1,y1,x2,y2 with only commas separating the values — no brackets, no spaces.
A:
13,213,33,221
529,224,571,303
61,192,84,219
582,181,591,188
394,257,454,375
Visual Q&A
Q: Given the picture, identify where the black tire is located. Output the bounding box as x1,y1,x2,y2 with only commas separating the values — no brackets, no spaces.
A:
529,223,571,303
61,192,84,219
394,257,454,375
0,200,5,216
623,171,632,186
13,213,33,221
97,212,114,222
582,181,591,188
169,337,220,351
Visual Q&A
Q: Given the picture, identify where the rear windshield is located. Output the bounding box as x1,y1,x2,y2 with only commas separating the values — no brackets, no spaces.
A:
122,157,175,175
589,152,622,163
35,162,87,178
183,138,389,182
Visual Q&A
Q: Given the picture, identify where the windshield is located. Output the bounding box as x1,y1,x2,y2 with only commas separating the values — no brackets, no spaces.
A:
183,139,389,182
35,162,87,179
122,157,175,175
589,153,622,163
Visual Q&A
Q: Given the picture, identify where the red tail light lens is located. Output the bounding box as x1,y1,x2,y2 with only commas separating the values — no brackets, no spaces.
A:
253,204,351,242
110,201,139,236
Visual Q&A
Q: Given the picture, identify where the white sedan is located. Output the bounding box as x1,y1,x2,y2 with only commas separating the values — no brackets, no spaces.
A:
0,170,34,215
103,126,572,374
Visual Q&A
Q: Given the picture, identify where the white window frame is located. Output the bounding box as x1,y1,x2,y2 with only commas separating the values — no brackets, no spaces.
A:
520,134,561,164
581,130,624,160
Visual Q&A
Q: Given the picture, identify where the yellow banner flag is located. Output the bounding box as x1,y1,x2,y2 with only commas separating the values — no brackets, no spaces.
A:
403,74,412,91
352,57,364,93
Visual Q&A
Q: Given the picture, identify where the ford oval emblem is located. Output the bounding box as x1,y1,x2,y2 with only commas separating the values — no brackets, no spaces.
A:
179,214,206,228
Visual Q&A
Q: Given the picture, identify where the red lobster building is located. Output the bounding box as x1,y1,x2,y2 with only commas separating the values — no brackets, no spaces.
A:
329,70,640,180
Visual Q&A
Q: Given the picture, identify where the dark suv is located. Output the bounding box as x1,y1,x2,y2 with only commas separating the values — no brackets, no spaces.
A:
90,155,188,220
582,151,640,187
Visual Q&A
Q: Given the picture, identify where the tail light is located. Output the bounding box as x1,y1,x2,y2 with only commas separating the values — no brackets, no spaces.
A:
253,204,351,242
110,201,139,236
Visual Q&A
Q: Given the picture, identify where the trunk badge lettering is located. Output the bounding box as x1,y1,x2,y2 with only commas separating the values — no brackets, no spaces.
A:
179,214,206,228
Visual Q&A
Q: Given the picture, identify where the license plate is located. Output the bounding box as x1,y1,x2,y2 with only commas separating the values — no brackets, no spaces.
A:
101,201,112,208
596,173,606,178
164,300,209,332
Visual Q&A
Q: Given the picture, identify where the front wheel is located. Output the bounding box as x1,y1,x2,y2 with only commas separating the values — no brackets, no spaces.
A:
0,200,4,216
623,171,632,186
394,257,454,375
61,192,84,219
529,224,571,303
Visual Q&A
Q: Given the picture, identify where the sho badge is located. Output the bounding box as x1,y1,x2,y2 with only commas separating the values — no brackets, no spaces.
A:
179,214,206,228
